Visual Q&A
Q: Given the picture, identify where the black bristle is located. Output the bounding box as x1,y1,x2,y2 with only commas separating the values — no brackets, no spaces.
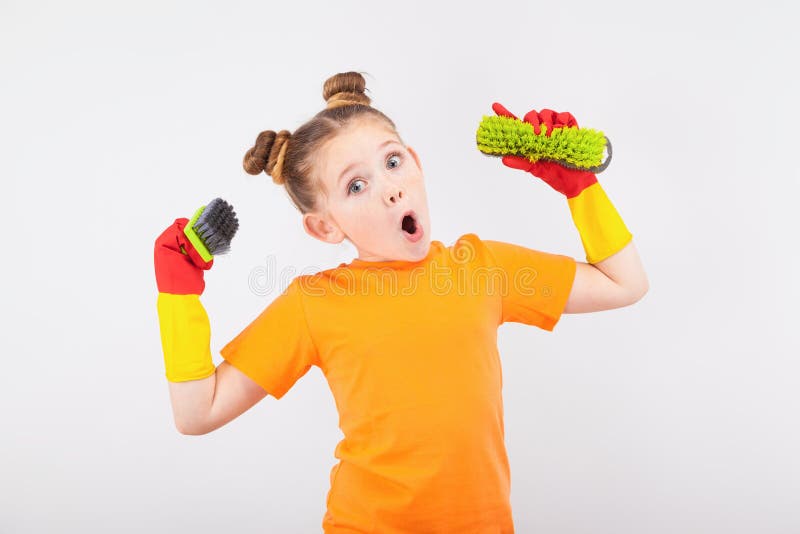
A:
192,198,239,255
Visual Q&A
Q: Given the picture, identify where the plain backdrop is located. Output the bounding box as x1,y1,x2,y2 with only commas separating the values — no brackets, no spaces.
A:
2,1,798,533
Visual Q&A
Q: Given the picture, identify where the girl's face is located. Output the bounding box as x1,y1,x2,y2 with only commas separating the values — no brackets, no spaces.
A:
303,117,432,263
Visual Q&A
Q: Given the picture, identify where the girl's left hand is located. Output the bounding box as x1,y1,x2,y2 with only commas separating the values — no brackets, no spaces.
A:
491,102,598,199
154,217,214,295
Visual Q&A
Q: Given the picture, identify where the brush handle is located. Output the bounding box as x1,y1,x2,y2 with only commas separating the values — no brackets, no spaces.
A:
183,205,214,262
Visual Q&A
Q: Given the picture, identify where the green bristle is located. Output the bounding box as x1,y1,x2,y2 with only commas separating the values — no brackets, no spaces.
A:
476,115,611,173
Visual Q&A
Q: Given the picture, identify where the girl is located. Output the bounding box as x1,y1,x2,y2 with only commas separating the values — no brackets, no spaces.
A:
154,71,649,533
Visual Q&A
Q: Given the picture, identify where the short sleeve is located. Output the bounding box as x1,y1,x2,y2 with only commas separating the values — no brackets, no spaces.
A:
220,278,319,399
482,239,577,331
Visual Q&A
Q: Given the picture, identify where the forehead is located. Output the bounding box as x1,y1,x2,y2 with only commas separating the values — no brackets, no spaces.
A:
318,119,399,177
330,118,397,153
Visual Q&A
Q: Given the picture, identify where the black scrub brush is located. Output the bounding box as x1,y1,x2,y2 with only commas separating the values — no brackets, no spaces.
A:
181,197,240,261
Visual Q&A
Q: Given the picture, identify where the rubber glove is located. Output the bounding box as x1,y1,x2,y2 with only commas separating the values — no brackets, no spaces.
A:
492,102,633,263
154,218,216,382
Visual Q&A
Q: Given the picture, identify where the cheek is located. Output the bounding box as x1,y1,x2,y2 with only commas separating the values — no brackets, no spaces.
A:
407,175,427,197
406,169,424,184
339,205,377,232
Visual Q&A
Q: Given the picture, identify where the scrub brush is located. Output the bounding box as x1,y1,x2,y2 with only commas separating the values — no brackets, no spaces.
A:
476,114,613,173
180,197,240,262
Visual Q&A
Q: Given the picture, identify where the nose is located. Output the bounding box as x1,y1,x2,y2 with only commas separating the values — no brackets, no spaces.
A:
383,182,404,206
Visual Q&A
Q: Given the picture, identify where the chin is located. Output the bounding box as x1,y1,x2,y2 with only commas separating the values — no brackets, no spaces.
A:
408,239,431,260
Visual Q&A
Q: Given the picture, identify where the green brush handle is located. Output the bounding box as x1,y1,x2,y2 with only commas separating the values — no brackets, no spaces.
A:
182,205,213,263
476,115,612,173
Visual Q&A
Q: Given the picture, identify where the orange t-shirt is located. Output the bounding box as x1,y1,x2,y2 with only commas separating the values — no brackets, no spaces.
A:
220,233,577,533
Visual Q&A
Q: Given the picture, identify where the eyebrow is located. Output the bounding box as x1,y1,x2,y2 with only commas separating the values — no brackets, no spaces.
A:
337,139,402,185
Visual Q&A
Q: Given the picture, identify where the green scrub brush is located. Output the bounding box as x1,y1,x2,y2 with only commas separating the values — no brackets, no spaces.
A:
476,115,613,173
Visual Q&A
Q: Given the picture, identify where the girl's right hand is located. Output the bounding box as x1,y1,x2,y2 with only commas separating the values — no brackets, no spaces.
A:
154,218,214,295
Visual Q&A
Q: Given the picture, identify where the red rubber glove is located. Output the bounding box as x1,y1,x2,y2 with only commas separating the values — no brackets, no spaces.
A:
154,217,214,295
491,102,598,199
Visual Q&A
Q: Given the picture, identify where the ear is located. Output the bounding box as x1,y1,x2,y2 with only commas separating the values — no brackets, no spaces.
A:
302,211,346,244
406,145,423,172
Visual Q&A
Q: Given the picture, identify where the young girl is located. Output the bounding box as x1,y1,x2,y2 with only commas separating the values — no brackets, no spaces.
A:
154,71,649,533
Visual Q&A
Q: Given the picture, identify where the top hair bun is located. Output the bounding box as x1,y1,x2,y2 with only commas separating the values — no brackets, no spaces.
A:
323,71,371,109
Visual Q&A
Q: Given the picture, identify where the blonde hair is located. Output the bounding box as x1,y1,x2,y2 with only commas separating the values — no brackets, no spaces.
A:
243,71,399,213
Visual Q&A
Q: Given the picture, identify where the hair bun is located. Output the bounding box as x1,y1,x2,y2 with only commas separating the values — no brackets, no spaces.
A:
323,71,371,109
243,129,291,185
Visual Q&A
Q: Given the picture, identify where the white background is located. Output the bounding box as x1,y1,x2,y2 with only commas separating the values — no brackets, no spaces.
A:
2,1,798,532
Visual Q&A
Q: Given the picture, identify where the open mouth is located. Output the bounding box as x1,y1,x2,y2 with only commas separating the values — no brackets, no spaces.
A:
401,212,418,234
400,210,423,242
400,210,419,234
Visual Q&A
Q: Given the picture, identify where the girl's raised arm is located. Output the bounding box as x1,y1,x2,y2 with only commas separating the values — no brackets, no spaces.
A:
564,240,649,314
489,102,649,314
168,362,267,435
155,213,266,435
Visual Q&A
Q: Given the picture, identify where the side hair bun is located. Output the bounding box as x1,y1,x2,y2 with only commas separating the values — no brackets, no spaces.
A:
243,129,291,185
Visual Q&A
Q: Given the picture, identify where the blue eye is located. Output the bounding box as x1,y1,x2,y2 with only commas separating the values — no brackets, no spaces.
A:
348,179,365,195
346,152,402,196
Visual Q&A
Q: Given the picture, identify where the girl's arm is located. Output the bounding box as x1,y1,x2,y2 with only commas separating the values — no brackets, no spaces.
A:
489,103,649,314
168,362,267,435
155,218,267,435
564,239,649,314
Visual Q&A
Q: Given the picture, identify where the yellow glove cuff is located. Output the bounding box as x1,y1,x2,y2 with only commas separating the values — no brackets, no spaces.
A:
156,293,216,382
567,182,633,264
